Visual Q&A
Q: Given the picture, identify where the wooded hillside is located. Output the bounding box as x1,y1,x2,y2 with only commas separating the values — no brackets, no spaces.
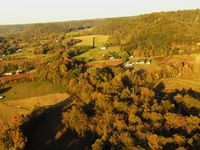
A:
94,9,200,56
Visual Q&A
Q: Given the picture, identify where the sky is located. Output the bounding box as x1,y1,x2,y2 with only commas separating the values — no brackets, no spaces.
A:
0,0,200,25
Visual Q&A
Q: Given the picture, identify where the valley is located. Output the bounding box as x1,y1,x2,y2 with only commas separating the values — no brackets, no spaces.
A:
0,9,200,150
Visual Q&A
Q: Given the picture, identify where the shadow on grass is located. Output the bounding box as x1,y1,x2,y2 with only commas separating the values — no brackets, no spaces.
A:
0,87,12,95
21,96,96,150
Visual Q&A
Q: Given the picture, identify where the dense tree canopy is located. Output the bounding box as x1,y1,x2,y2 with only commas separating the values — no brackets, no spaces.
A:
95,9,200,56
1,65,199,150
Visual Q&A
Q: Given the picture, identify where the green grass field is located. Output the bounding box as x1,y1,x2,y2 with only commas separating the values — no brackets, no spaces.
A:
0,93,69,126
1,81,66,101
0,81,68,125
9,48,32,57
76,46,122,61
6,47,53,60
73,35,126,61
74,35,109,47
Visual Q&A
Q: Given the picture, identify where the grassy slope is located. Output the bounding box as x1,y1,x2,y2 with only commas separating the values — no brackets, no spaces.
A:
1,81,66,101
6,47,54,60
73,34,122,61
74,35,109,47
0,93,69,124
76,46,121,61
161,78,200,92
0,81,68,124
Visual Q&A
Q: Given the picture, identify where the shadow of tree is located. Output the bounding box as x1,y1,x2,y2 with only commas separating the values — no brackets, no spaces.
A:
0,87,12,94
154,82,165,102
135,69,145,76
187,88,200,100
21,96,96,150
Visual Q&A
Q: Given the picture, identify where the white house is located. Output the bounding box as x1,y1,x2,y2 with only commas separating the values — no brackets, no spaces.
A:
100,47,107,50
3,72,13,76
16,70,24,74
138,61,145,64
129,56,134,59
109,57,115,60
124,62,134,68
16,49,22,53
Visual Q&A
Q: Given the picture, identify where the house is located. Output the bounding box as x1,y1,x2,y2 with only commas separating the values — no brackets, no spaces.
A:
109,57,115,60
146,61,151,64
129,56,134,59
138,60,145,64
145,60,152,64
3,72,13,76
16,70,24,74
100,47,107,50
124,62,134,68
16,49,22,53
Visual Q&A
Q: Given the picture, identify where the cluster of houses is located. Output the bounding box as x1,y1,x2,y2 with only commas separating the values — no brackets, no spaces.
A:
2,70,24,76
124,58,152,68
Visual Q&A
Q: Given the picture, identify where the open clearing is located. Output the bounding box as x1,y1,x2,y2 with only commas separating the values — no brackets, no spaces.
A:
0,81,67,124
74,35,123,61
74,35,109,47
0,93,69,124
1,81,66,101
76,46,122,61
161,78,200,92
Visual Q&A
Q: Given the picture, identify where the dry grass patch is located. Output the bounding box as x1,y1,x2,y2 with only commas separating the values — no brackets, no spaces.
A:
161,78,200,92
0,93,69,124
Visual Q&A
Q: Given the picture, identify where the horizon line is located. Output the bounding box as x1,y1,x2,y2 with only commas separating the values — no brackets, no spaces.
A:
0,8,199,26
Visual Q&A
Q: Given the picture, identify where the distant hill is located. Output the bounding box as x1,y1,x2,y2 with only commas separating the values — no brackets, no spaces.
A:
0,19,103,36
0,25,26,35
1,10,200,56
94,9,200,56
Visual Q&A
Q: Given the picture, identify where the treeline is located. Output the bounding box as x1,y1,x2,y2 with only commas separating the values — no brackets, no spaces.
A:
94,9,200,56
0,19,102,36
0,25,25,35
